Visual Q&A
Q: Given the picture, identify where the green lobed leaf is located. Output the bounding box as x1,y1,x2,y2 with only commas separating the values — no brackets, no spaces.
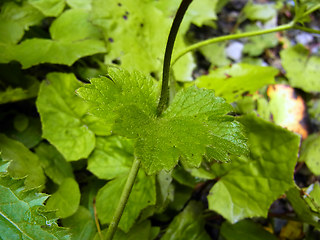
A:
35,143,74,185
46,178,81,219
220,219,277,240
0,134,46,189
96,170,156,232
161,201,211,240
62,206,96,240
78,67,248,174
131,94,247,174
195,63,277,102
208,114,300,223
36,72,109,161
299,133,320,176
77,67,159,125
281,44,320,92
0,161,70,240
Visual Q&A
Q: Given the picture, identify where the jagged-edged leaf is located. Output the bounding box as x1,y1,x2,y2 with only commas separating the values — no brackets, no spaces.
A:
29,0,65,17
1,9,106,68
62,206,96,240
96,170,156,232
161,201,211,240
208,114,300,223
0,134,46,189
0,161,70,240
36,72,109,161
35,143,74,185
87,136,134,180
78,68,248,174
46,178,81,219
126,90,248,174
90,0,194,80
281,44,320,92
77,68,159,125
195,63,277,102
220,219,277,240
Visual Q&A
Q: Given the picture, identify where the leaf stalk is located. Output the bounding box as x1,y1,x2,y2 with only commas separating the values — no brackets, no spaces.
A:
105,158,141,240
172,22,294,66
157,0,193,116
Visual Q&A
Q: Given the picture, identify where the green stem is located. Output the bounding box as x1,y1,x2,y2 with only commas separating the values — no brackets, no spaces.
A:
105,158,141,240
294,25,320,34
172,22,294,66
302,3,320,18
157,0,193,116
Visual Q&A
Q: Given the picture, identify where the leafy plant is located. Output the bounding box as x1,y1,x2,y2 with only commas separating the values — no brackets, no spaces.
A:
1,0,320,240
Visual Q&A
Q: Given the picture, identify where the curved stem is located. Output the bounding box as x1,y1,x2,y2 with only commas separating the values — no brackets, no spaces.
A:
172,22,294,66
302,3,320,18
105,158,141,240
157,0,193,116
294,25,320,34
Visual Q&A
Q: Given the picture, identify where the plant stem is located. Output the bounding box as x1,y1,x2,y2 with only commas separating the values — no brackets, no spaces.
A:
302,3,320,18
105,158,141,240
294,25,320,34
157,0,193,116
172,22,294,66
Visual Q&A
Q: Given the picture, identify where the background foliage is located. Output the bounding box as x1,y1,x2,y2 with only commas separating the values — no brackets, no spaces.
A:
1,0,320,239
